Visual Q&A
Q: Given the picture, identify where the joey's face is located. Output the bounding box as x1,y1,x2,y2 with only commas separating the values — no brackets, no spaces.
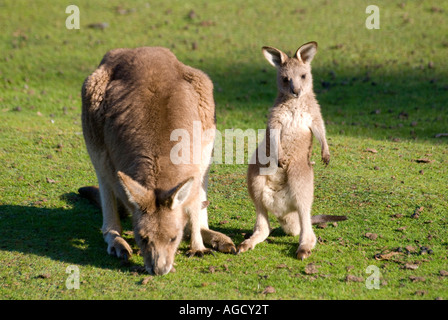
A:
277,59,312,98
262,42,318,99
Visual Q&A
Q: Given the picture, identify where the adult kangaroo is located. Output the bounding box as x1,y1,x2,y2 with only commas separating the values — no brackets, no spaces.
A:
79,47,236,275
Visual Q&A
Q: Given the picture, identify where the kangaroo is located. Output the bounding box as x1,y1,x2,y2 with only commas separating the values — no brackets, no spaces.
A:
80,47,236,275
237,42,347,260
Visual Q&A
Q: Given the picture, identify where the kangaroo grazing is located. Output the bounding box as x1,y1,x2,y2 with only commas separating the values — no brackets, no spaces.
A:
237,42,347,260
79,47,236,275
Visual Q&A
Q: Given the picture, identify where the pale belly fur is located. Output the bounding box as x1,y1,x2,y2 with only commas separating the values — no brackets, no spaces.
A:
261,167,295,217
261,104,313,217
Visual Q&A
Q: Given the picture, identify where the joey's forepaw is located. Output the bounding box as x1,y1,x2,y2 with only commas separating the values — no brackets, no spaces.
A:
322,153,330,166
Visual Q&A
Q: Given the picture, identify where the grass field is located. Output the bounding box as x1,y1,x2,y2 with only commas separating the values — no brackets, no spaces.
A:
0,0,447,300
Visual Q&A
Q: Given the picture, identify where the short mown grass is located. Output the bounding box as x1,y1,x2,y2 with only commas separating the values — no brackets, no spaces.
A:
0,0,447,300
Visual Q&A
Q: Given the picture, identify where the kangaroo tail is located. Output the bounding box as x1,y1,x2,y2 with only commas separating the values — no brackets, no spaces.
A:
311,215,347,224
78,186,101,209
78,185,129,218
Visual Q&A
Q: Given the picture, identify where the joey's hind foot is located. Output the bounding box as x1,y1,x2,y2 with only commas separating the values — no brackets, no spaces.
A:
296,247,312,260
296,235,316,260
236,240,254,254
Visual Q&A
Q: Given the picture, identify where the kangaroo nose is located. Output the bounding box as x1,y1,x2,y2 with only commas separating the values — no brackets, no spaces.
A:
145,262,172,275
290,82,300,97
154,263,172,275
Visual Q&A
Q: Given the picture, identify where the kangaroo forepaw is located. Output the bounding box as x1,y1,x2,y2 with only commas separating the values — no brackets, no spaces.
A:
322,151,330,166
107,236,133,260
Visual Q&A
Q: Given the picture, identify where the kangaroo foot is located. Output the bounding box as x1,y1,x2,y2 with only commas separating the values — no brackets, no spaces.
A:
105,232,133,260
201,228,236,254
186,248,215,258
296,233,316,260
296,246,312,260
211,240,237,254
237,239,255,254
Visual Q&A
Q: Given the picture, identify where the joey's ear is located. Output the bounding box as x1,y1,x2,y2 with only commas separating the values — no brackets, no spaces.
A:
262,46,288,68
166,177,194,210
295,41,318,64
117,171,148,210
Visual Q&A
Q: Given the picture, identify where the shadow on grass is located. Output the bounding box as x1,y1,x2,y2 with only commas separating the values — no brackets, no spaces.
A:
0,194,132,271
0,194,257,269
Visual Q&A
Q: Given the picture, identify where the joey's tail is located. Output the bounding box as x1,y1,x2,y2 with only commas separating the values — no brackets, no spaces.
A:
311,215,347,224
78,186,101,209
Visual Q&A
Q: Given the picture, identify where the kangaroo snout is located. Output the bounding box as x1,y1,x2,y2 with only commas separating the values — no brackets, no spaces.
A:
290,82,301,97
146,263,172,276
145,253,173,276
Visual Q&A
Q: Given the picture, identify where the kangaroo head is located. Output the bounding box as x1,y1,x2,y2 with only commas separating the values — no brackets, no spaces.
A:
117,171,193,275
262,41,317,99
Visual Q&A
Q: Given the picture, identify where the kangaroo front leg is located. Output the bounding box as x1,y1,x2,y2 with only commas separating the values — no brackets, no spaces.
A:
311,116,330,166
186,199,212,257
198,181,236,254
237,204,270,253
98,177,132,260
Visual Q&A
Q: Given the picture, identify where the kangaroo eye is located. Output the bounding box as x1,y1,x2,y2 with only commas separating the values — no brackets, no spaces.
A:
170,236,177,243
282,77,289,83
301,74,306,79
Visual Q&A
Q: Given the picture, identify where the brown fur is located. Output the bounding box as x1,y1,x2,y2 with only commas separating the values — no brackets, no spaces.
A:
80,47,235,275
238,42,346,260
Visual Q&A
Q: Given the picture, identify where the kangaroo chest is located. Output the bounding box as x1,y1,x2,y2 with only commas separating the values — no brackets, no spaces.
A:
275,107,312,141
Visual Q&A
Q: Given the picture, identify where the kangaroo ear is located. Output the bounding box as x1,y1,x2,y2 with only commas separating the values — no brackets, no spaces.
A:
117,171,148,210
262,46,288,68
295,41,318,64
167,177,194,210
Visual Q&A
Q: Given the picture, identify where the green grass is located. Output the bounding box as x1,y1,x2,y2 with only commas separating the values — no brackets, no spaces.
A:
1,0,447,300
